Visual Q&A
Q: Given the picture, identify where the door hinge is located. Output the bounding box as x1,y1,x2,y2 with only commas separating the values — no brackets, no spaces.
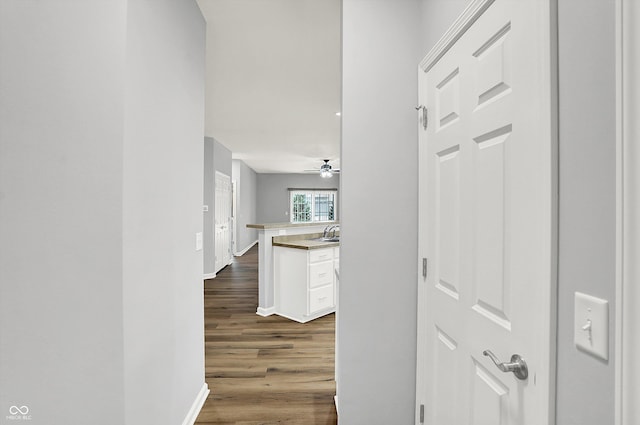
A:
419,404,425,423
415,105,428,130
422,258,428,278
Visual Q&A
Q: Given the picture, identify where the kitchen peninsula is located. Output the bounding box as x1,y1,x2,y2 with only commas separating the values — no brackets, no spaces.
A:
246,222,339,318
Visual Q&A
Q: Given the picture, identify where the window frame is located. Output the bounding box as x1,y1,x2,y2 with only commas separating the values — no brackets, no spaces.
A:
288,189,338,223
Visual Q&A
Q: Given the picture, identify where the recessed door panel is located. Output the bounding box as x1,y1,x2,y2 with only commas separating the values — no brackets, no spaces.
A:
436,146,461,300
472,125,513,330
436,68,461,130
471,360,509,425
474,23,512,108
432,327,459,425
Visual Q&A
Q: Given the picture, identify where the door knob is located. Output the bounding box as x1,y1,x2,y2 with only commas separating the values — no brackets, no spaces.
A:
483,350,528,380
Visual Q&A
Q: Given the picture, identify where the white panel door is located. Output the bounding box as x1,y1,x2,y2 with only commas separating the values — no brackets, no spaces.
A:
416,1,557,424
215,171,232,272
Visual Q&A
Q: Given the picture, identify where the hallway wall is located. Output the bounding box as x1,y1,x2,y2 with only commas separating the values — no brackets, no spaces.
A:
232,159,258,254
122,1,207,424
0,1,207,424
556,0,617,423
204,138,215,276
0,2,127,423
340,0,424,422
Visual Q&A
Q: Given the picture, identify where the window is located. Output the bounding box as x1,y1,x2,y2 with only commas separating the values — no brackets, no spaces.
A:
289,190,337,223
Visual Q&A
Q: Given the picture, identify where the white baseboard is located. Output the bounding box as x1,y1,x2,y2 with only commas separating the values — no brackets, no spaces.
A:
181,382,210,425
235,239,258,256
256,306,276,317
203,273,216,280
271,308,335,324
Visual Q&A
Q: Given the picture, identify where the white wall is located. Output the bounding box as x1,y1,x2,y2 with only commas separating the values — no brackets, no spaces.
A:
418,0,470,58
0,1,207,424
256,173,340,223
340,0,471,421
204,138,215,276
0,2,127,423
556,0,616,423
213,138,232,177
339,0,422,422
122,1,206,424
232,160,258,253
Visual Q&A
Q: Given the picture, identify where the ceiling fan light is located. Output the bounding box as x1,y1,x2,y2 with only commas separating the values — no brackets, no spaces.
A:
320,169,332,178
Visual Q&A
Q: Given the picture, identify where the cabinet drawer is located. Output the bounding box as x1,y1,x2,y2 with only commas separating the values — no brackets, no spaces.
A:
309,248,333,263
309,261,333,288
309,284,334,314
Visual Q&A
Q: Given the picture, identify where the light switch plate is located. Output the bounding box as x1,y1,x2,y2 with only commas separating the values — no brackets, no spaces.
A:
574,292,609,361
196,232,203,251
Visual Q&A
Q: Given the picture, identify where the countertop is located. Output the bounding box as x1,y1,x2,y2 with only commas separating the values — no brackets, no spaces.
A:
272,232,340,250
247,221,338,230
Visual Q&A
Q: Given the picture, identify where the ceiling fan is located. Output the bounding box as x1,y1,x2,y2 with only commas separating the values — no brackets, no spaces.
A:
305,159,340,178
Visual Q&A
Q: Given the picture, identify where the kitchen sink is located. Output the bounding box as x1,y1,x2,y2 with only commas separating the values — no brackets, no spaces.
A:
312,237,340,243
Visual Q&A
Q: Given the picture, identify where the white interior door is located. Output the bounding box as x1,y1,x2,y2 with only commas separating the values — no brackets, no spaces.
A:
416,1,557,424
215,171,232,272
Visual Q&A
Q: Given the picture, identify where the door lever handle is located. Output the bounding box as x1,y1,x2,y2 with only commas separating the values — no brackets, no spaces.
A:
483,350,528,381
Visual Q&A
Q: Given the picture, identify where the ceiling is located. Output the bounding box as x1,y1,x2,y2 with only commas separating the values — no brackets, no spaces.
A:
196,0,342,174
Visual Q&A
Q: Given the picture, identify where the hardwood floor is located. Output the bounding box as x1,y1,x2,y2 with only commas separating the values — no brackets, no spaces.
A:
196,245,338,425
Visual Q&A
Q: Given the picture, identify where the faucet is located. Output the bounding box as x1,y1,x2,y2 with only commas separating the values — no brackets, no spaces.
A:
323,224,339,239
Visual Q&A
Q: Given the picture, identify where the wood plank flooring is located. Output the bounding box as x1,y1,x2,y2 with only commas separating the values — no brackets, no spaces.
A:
196,245,338,425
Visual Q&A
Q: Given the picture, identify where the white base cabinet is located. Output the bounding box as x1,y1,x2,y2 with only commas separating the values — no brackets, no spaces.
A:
274,246,338,323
